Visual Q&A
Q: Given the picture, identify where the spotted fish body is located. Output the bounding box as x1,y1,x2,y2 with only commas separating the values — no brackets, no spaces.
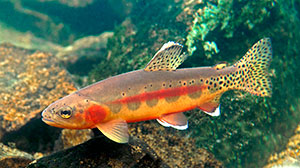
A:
42,38,272,143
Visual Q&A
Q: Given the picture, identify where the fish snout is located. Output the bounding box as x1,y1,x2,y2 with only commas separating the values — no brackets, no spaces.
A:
41,108,54,123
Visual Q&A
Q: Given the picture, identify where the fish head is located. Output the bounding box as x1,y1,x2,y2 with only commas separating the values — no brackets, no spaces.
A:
42,92,105,129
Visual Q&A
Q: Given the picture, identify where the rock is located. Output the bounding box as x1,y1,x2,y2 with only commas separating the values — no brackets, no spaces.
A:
1,117,62,154
46,0,95,8
0,157,32,168
56,32,114,77
56,32,114,61
0,21,63,53
0,142,34,168
27,136,168,168
0,43,76,134
54,129,93,151
0,142,33,160
265,101,300,168
130,121,223,168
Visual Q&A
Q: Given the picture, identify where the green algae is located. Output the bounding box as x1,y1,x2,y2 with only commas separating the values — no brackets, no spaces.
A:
185,0,273,59
185,0,300,167
185,0,229,57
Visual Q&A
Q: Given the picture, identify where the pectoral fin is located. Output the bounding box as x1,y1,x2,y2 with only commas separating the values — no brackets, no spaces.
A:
96,119,129,143
157,113,188,130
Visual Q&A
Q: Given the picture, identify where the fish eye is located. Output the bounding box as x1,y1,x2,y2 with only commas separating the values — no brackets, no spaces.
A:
59,107,72,119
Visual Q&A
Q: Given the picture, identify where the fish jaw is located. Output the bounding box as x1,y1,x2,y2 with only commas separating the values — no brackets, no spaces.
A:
42,117,62,128
41,107,55,124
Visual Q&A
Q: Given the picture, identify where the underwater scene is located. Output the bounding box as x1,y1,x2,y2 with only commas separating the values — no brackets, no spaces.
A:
0,0,299,167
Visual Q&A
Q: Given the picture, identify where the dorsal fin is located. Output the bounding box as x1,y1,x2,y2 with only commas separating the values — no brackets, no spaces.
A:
144,41,187,71
213,62,227,70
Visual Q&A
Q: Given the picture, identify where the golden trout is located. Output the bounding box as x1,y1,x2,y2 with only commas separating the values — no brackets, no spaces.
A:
42,38,272,143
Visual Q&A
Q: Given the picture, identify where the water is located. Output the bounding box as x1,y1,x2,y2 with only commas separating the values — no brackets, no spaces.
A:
0,0,299,167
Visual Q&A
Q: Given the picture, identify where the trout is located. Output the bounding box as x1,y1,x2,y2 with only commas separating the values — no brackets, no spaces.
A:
42,38,272,143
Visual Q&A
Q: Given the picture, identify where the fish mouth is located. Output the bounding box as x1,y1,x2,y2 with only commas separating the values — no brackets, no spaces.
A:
41,117,58,126
41,117,65,128
41,117,54,123
41,109,59,126
41,109,53,122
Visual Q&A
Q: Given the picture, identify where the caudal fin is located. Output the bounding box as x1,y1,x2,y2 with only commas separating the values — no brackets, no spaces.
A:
233,38,272,97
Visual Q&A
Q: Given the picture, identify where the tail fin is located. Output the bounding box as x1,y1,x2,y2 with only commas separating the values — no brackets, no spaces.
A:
233,38,272,97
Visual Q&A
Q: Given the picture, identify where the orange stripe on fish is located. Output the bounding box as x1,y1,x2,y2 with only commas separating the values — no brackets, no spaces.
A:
41,39,273,143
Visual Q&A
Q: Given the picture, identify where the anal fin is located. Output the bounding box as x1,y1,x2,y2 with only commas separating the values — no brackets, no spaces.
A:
157,112,188,130
198,96,221,117
96,119,129,143
199,104,220,116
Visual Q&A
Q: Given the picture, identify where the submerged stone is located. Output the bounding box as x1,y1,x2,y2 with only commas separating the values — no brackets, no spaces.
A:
0,43,76,134
0,157,32,168
0,143,34,168
56,32,114,77
265,102,300,168
130,122,223,168
54,129,93,151
27,136,168,168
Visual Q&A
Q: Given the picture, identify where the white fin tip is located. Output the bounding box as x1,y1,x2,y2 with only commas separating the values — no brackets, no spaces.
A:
203,105,220,117
156,119,188,130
